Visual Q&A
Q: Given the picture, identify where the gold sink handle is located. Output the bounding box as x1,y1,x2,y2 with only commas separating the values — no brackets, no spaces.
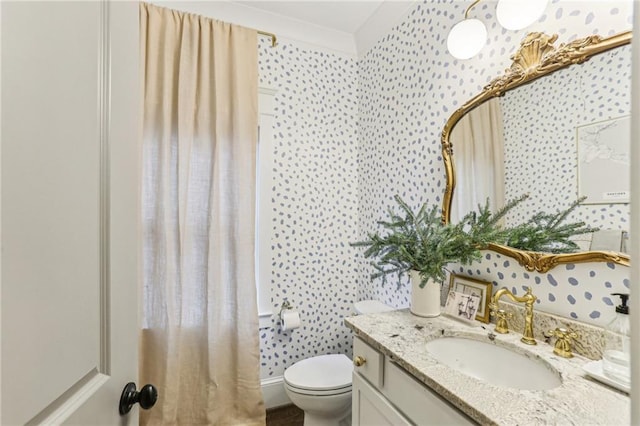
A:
548,327,579,358
354,356,367,367
489,304,513,334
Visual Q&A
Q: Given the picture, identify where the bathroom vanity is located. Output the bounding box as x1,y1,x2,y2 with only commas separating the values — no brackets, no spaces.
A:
346,310,629,425
351,335,474,425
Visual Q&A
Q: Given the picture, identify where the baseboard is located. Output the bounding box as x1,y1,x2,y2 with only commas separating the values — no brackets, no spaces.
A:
261,376,291,409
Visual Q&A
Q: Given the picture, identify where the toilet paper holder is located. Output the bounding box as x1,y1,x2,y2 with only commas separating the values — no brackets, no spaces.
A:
279,300,301,331
279,300,293,321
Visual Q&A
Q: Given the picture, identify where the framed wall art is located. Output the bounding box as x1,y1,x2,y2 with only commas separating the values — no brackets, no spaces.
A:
577,115,630,204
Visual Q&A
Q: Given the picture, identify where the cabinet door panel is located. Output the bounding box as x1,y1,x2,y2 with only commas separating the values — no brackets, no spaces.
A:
352,373,410,426
383,360,476,425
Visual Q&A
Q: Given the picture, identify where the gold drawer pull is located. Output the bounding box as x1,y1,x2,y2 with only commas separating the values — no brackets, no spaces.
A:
354,356,367,367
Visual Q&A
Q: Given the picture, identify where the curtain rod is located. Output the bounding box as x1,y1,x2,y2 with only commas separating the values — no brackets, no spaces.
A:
258,30,277,47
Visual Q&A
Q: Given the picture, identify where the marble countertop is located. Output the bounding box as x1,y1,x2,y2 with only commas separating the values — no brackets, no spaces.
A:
345,309,629,425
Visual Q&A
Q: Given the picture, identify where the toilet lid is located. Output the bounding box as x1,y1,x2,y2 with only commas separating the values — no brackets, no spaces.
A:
354,300,395,314
284,354,353,392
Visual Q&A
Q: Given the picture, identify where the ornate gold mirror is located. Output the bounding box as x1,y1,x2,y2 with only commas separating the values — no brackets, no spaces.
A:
441,31,631,272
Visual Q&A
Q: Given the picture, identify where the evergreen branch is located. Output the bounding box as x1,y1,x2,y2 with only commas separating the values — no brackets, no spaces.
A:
351,194,599,287
504,198,599,253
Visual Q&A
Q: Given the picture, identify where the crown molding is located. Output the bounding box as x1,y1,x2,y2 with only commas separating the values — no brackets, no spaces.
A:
149,0,357,57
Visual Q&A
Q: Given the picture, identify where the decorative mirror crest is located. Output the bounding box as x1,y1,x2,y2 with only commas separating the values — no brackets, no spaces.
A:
441,31,631,273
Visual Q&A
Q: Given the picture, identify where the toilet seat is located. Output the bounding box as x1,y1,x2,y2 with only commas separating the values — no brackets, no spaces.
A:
284,354,353,396
285,383,351,397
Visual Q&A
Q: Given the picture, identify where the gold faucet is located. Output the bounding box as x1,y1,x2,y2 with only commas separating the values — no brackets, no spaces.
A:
489,287,537,345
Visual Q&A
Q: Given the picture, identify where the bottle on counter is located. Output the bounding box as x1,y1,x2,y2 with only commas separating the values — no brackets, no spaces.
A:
602,292,630,385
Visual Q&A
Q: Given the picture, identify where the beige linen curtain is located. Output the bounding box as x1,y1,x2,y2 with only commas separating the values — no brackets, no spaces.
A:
450,98,505,222
139,3,265,424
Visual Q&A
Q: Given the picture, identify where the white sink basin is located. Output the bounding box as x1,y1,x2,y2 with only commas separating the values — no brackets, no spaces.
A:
426,337,561,391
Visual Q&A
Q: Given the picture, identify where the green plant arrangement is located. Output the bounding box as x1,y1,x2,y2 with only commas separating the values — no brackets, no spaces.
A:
352,194,597,288
501,197,599,253
351,195,517,288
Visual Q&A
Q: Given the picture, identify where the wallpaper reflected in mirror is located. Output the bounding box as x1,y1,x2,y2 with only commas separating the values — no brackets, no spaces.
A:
450,45,631,254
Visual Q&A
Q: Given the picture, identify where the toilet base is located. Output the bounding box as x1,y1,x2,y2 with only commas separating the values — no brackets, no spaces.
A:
302,405,351,426
285,386,352,426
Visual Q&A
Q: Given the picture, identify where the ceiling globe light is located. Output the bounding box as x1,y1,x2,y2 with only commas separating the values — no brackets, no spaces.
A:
496,0,549,31
447,0,487,60
447,18,487,60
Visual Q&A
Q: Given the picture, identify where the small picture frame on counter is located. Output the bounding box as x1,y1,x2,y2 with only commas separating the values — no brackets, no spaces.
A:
449,274,493,323
444,290,480,323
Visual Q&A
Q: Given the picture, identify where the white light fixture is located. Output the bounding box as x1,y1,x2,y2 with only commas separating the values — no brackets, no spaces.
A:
496,0,549,31
447,0,487,60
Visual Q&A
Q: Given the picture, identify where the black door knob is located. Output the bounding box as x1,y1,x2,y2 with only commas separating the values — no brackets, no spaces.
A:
119,382,158,415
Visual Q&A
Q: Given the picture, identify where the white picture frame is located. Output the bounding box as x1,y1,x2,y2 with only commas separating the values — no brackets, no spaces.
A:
576,115,630,204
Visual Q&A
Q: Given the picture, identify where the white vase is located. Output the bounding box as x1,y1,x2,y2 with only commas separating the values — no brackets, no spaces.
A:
409,270,441,317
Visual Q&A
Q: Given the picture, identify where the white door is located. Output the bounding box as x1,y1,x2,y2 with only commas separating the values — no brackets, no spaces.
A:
1,1,146,424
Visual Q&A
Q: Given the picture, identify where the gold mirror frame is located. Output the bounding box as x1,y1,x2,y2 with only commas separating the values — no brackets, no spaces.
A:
441,31,631,273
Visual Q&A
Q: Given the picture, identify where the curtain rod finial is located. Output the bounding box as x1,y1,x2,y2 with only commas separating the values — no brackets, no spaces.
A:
258,30,277,48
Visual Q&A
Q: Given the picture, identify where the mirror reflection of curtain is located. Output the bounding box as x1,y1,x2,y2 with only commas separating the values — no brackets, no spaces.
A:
139,3,265,425
451,98,505,223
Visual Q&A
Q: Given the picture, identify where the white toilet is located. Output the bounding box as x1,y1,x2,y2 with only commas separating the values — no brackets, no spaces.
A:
283,300,394,426
284,354,353,426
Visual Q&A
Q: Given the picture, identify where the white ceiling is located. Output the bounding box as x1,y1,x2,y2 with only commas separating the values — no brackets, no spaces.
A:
233,1,386,34
230,0,418,55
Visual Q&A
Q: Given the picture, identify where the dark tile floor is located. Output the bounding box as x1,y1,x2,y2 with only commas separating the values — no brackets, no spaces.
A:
266,404,304,426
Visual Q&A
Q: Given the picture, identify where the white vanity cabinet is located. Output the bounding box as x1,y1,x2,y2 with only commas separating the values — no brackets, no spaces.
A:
352,337,476,426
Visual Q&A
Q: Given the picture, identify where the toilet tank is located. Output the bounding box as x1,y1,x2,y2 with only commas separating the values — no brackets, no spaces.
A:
353,300,395,315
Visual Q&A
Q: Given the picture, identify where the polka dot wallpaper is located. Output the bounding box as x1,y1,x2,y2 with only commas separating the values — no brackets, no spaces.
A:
501,45,631,230
257,0,633,380
257,40,359,379
357,0,632,328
